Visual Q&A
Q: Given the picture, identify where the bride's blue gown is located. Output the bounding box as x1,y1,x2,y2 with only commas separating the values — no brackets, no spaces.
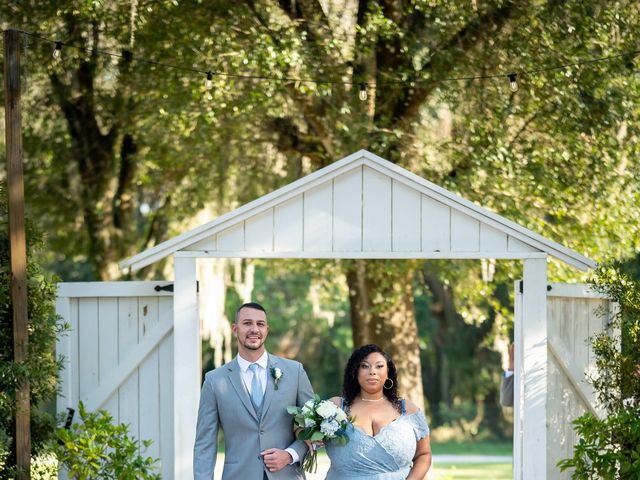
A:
325,399,429,479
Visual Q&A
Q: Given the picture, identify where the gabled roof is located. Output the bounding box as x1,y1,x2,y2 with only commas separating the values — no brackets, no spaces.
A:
120,150,595,272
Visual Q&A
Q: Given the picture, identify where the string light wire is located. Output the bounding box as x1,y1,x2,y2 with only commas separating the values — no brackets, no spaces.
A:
8,28,640,93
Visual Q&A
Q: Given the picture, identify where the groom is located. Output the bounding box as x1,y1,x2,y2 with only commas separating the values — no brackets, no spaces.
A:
194,302,314,479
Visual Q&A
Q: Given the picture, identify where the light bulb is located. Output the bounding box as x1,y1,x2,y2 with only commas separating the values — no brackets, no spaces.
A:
359,83,367,101
508,73,518,92
205,71,213,90
53,41,62,61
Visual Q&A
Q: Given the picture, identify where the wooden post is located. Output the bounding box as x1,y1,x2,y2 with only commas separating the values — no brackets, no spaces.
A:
4,29,31,479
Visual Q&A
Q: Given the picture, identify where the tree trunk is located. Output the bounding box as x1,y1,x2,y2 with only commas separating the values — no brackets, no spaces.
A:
346,260,424,407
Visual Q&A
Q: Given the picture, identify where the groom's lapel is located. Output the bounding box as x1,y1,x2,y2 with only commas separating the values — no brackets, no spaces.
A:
227,358,259,422
261,355,278,418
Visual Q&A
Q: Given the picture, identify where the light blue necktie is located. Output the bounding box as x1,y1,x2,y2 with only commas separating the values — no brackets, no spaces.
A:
249,363,263,413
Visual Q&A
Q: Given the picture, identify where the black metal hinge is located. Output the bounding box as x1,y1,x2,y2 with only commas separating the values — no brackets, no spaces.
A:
154,281,199,293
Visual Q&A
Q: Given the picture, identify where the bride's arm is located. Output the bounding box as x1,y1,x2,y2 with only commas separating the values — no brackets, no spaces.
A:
407,435,432,480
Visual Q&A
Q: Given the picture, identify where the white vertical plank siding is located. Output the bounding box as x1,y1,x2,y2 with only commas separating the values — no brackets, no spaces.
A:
158,302,174,479
333,167,363,251
303,183,333,251
508,236,538,252
274,195,304,251
392,180,421,251
217,223,245,251
245,209,274,252
140,296,160,339
522,258,547,480
118,297,139,362
184,236,216,251
480,224,508,251
363,166,391,251
421,196,450,252
513,283,523,480
103,392,118,418
174,257,199,479
55,296,75,411
139,348,160,460
78,298,99,398
119,371,140,439
98,298,119,394
451,210,480,251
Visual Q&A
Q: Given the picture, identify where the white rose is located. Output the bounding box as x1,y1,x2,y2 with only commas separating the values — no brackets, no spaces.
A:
320,418,340,437
316,401,338,419
335,408,347,423
304,417,316,428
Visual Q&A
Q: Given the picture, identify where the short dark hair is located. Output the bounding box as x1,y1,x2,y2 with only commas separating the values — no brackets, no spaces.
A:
342,344,401,412
235,302,267,323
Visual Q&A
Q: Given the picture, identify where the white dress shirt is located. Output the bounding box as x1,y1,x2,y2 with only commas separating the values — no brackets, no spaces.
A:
236,351,299,464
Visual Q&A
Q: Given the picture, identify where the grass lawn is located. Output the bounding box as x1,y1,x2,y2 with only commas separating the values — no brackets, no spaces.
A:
433,463,512,480
432,440,513,456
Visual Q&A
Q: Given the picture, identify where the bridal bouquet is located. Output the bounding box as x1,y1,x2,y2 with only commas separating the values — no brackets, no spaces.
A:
287,395,352,473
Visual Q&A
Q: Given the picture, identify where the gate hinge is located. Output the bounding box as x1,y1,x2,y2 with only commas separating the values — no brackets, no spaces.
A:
154,281,199,293
519,280,523,293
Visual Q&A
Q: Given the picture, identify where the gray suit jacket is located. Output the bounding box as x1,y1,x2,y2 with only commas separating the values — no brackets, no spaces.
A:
193,354,314,480
500,373,514,407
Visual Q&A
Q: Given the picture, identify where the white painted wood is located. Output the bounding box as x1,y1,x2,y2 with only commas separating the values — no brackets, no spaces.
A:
333,167,363,251
274,195,304,252
480,224,508,251
118,297,139,363
451,210,480,251
58,282,173,298
303,182,333,251
81,314,173,411
216,223,245,252
140,296,160,339
119,370,139,439
513,282,524,480
392,180,421,251
421,196,450,252
174,250,548,260
508,236,539,253
245,208,274,252
521,258,548,480
55,296,75,410
362,166,391,251
173,257,199,479
158,319,174,479
547,283,608,299
98,298,118,387
78,299,99,398
184,236,216,251
139,347,160,460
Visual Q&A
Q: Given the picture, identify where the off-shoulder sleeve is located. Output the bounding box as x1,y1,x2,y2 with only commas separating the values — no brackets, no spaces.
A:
411,410,430,440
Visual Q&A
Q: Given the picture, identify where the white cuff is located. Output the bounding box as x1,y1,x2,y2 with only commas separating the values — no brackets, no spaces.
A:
285,447,299,464
504,370,514,378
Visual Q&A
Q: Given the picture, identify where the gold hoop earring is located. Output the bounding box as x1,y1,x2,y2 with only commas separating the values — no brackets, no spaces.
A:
383,379,394,390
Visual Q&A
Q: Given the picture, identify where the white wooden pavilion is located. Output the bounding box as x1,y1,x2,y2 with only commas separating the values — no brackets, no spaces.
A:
56,149,609,479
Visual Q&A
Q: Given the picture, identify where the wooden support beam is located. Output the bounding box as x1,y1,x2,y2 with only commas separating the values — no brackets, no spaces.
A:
4,29,31,479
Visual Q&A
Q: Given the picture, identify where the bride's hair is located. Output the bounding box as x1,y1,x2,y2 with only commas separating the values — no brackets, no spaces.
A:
342,344,401,412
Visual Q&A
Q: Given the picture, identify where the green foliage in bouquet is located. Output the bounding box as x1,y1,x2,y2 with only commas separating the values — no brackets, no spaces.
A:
52,402,160,480
558,262,640,479
288,395,353,472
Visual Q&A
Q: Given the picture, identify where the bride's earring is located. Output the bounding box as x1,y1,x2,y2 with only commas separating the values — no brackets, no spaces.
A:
383,378,394,390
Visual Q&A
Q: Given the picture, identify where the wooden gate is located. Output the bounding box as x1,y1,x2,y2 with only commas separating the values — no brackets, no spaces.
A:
56,282,174,478
514,282,612,479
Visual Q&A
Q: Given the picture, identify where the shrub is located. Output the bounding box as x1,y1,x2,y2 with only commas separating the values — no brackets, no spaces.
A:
51,402,160,480
558,262,640,479
0,188,66,478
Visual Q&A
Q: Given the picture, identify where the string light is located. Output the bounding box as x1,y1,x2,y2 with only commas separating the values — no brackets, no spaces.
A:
359,83,367,101
508,73,518,92
52,41,62,61
10,29,640,94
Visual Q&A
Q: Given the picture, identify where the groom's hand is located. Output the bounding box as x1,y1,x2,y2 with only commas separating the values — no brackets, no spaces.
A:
261,448,292,472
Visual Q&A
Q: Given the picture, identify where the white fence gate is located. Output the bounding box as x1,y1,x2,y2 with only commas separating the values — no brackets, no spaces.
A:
514,282,612,480
56,282,175,479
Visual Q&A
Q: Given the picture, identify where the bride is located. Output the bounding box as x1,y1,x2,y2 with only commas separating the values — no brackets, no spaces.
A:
324,344,432,479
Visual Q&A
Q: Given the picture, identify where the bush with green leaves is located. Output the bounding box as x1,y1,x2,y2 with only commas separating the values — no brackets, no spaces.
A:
52,402,160,480
558,262,640,479
0,188,66,478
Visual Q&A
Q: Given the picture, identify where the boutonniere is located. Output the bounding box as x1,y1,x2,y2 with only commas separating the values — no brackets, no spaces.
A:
271,366,283,390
